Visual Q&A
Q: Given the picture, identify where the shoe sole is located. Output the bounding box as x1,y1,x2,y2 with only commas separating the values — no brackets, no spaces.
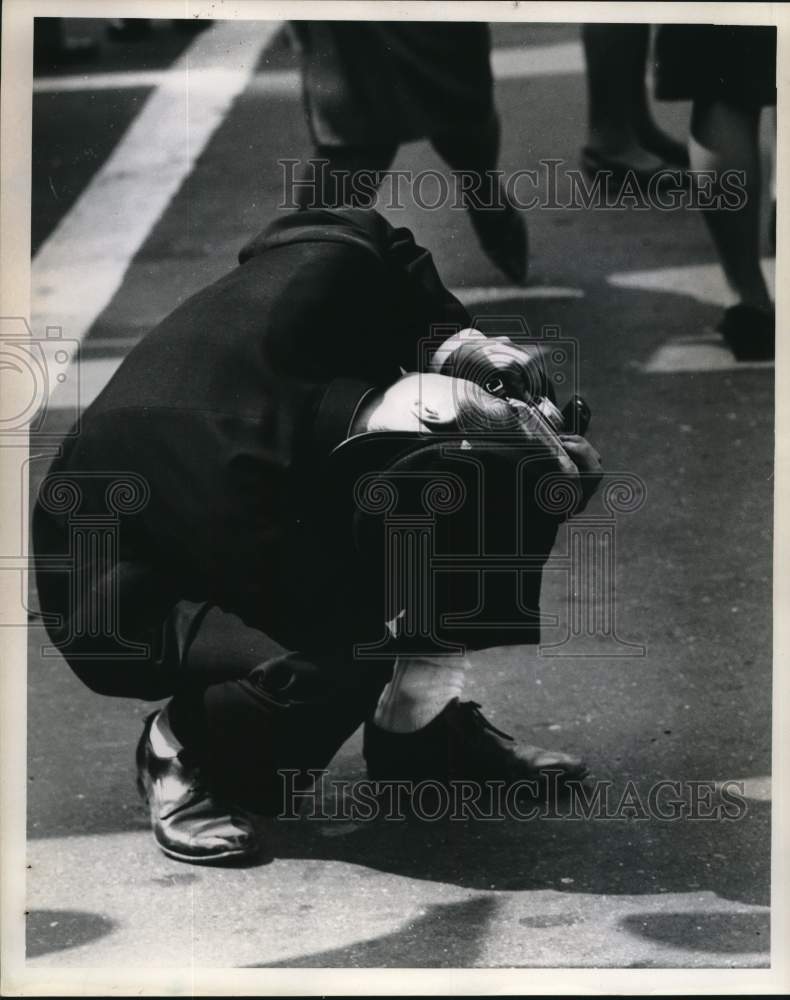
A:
154,839,260,865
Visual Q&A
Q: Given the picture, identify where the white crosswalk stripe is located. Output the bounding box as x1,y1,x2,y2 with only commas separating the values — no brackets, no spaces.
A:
642,333,774,373
33,40,585,94
491,40,583,79
35,26,772,401
454,285,584,305
47,285,586,411
610,260,775,373
609,259,775,310
32,21,277,400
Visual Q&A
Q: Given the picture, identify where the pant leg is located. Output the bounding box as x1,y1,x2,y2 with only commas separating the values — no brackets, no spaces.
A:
173,605,391,763
430,116,501,208
34,524,390,810
34,547,187,701
168,607,392,811
34,470,392,809
294,143,398,208
197,645,392,811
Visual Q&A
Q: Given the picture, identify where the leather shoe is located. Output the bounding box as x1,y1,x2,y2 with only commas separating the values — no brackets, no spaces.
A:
364,698,587,785
136,712,260,864
717,304,775,362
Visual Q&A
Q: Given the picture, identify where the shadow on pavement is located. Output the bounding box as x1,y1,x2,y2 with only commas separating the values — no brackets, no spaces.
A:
24,277,772,922
619,909,769,956
261,795,770,908
26,908,115,958
248,896,499,967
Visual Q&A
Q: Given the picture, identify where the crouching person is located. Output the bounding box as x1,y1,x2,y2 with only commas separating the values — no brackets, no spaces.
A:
33,208,601,864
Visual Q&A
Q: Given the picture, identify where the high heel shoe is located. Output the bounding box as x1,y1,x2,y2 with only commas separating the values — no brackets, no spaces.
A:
717,304,775,362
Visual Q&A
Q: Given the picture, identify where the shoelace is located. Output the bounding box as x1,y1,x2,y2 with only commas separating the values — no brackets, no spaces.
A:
465,701,515,743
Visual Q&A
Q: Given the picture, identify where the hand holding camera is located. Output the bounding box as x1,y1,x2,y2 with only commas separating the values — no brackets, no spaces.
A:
431,328,601,510
430,329,550,404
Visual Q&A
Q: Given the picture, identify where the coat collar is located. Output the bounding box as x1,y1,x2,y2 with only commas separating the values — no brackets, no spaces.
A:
312,378,379,460
238,208,391,265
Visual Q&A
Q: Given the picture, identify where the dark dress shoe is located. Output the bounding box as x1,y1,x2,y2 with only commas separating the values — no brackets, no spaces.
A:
717,304,775,362
364,699,587,785
136,713,260,864
467,202,528,284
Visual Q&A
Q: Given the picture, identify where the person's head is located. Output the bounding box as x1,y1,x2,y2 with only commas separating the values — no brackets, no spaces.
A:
355,371,522,437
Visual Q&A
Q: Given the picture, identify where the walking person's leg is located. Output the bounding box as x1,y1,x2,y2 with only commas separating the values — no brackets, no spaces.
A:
293,144,398,209
581,23,687,179
431,116,528,283
689,98,774,359
652,24,776,359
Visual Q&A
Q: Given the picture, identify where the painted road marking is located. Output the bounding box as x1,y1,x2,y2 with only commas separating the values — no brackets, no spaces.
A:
492,40,584,79
48,285,586,410
723,776,771,802
52,264,772,412
642,333,774,373
33,40,585,95
611,259,776,373
33,65,296,95
453,285,584,306
609,258,775,309
33,20,278,401
34,69,168,92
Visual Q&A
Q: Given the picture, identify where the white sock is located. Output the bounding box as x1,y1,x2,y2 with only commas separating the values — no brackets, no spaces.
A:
149,705,183,758
373,654,470,733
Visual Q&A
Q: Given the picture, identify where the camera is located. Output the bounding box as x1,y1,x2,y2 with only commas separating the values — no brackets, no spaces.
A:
426,319,590,435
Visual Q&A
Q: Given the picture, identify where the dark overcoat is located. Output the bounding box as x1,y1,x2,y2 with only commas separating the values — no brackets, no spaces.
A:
33,209,470,662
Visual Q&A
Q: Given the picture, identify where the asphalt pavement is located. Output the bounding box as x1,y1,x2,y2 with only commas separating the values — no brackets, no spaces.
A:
22,16,774,975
